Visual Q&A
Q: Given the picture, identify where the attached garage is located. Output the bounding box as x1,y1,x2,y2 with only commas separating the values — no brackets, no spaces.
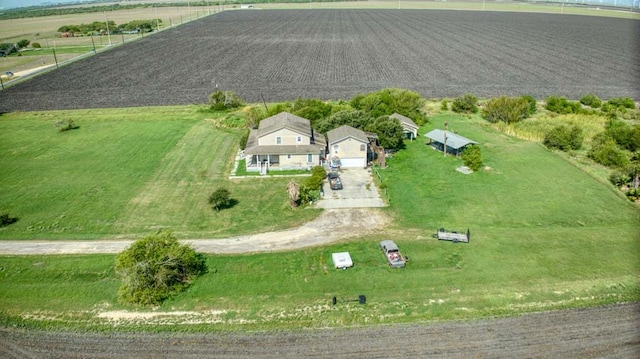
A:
327,125,369,169
339,157,366,168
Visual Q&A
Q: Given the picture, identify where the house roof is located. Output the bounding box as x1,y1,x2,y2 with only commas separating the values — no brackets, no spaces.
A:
327,125,369,145
258,112,311,138
390,113,418,130
424,129,477,150
244,128,326,155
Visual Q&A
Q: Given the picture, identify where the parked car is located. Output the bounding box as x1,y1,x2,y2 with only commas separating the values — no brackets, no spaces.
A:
327,172,343,190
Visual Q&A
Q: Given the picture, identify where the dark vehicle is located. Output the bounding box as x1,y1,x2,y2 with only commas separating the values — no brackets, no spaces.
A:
327,172,343,190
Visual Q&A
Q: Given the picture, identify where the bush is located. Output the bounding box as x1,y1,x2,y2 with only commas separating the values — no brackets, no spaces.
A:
297,166,326,206
605,119,640,152
588,137,629,169
545,96,582,114
350,88,427,124
441,100,449,111
208,188,232,211
482,96,530,124
54,119,78,132
606,97,635,110
32,42,41,48
521,95,537,116
16,39,30,49
115,231,207,306
0,213,18,227
461,145,482,171
451,94,478,114
209,90,244,111
609,171,631,187
543,125,583,151
580,93,602,108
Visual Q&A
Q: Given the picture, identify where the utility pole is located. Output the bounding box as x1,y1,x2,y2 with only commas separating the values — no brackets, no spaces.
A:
443,122,448,157
104,11,112,45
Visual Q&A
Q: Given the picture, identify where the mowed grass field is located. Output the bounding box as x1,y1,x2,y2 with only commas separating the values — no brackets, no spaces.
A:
0,107,321,240
0,107,638,330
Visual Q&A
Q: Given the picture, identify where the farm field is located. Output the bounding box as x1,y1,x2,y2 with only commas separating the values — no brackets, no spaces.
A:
1,9,639,112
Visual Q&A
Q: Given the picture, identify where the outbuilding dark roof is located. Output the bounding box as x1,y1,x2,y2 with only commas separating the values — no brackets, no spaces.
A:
424,129,477,150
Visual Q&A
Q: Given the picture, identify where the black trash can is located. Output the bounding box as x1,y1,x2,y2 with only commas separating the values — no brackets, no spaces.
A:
358,295,366,304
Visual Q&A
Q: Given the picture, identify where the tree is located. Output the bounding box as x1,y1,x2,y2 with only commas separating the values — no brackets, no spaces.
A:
115,231,207,306
291,98,332,127
482,96,530,124
366,115,404,150
208,188,232,211
461,145,483,171
544,96,582,114
580,93,602,108
287,179,300,208
350,88,427,125
209,90,244,111
16,39,30,49
451,94,478,114
316,110,371,134
543,125,583,151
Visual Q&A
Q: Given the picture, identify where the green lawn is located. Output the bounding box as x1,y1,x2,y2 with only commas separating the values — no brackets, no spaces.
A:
0,107,320,240
0,108,637,331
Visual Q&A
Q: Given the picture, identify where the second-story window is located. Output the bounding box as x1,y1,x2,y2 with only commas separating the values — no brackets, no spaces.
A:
297,136,302,143
360,144,366,151
276,136,282,145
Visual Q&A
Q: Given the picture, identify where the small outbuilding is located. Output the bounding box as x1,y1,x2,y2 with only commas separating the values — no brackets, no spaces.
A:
424,129,477,156
390,113,419,140
332,252,353,269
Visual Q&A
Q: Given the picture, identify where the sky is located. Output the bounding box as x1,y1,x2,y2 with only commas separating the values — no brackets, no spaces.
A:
0,0,87,9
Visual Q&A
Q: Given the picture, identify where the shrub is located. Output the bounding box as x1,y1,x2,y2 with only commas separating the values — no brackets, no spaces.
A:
482,96,530,124
545,96,582,114
588,137,629,169
461,145,482,171
606,97,635,110
543,125,583,151
451,94,478,114
16,39,30,49
580,93,602,108
32,42,41,49
0,213,18,227
115,231,207,306
297,166,326,206
521,95,537,116
208,187,232,211
209,90,244,111
54,119,79,132
441,100,449,111
609,171,631,187
350,88,427,124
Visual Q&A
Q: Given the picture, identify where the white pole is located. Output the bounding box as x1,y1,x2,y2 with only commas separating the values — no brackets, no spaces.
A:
104,11,112,46
155,6,159,31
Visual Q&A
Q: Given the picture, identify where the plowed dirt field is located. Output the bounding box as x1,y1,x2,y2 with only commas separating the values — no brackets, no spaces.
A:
1,9,638,112
1,303,638,358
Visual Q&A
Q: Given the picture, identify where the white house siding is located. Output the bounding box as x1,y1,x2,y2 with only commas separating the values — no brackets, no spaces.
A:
258,128,309,146
332,137,367,168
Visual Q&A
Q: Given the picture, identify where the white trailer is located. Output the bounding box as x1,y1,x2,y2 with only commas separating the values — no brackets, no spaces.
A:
332,252,353,269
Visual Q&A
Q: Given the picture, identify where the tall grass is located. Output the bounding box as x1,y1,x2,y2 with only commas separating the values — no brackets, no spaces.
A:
493,113,607,143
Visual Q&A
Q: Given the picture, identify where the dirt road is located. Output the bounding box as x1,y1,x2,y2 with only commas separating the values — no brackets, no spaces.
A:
1,303,638,358
0,208,389,255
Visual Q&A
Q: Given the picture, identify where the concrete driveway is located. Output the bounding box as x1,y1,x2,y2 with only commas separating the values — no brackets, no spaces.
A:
316,168,386,209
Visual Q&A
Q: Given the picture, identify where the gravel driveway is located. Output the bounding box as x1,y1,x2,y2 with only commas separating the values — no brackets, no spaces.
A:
316,169,385,209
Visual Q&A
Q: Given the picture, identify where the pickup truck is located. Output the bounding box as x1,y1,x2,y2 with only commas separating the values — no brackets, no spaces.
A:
379,240,406,268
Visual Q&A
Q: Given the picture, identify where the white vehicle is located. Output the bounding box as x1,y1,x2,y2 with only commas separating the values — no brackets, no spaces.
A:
332,252,353,269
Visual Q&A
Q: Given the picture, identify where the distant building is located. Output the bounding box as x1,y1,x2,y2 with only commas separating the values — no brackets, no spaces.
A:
424,129,477,156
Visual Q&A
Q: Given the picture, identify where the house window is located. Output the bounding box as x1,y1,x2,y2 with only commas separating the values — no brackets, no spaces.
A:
360,144,366,151
276,136,282,145
333,144,339,154
287,154,291,159
297,136,302,143
307,154,313,163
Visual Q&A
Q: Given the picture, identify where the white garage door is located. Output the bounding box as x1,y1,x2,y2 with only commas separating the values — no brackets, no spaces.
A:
340,157,366,168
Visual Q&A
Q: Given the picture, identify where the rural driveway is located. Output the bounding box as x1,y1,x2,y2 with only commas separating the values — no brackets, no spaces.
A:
0,208,389,255
316,169,386,209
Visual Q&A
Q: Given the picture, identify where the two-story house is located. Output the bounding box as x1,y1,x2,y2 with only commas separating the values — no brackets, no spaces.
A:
326,125,370,168
244,112,326,174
